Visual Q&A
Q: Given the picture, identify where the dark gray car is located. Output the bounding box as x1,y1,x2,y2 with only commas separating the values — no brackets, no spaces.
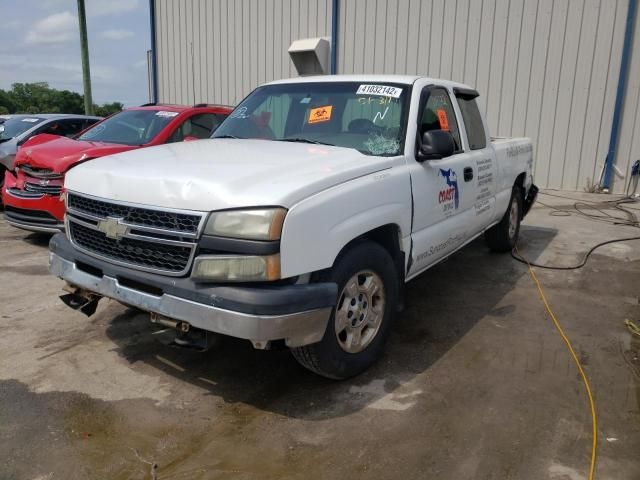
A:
0,114,102,187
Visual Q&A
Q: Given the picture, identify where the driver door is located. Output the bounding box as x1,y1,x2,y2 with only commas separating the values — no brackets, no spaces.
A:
407,86,478,277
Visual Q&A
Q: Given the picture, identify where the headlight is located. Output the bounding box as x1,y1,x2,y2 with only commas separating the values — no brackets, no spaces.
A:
204,208,286,240
192,254,280,282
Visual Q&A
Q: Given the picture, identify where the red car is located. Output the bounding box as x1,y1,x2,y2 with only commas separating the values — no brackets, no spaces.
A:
3,104,232,232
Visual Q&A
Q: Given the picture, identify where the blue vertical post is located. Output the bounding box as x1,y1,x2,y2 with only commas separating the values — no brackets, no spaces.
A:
149,0,159,103
331,0,339,74
602,0,637,190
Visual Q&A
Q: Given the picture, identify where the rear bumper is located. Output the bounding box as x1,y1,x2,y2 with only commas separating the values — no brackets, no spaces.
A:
2,170,65,233
49,233,337,347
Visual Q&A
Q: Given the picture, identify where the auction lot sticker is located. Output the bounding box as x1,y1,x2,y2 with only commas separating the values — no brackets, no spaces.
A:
356,84,403,98
308,105,333,124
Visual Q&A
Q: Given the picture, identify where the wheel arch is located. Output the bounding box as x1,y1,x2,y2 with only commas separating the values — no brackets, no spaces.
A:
333,223,406,282
514,172,527,217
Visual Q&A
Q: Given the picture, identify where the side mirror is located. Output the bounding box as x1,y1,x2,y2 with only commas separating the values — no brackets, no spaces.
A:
417,130,455,161
182,135,199,142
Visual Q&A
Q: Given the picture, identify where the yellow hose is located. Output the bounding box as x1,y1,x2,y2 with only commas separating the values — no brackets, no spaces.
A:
625,319,640,337
516,247,597,480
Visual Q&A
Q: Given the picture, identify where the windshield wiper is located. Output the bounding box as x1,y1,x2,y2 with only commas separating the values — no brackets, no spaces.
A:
214,134,243,139
278,137,335,146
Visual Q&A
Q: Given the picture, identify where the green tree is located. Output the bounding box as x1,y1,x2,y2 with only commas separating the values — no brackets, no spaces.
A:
93,102,123,117
0,82,122,117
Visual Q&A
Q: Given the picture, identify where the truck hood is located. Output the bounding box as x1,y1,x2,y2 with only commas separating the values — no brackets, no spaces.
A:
15,134,137,173
65,139,395,211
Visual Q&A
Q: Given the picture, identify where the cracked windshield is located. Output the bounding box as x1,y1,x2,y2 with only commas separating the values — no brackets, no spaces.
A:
213,82,408,156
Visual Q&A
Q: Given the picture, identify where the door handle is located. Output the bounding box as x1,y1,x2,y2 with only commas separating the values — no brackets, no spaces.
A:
464,167,474,182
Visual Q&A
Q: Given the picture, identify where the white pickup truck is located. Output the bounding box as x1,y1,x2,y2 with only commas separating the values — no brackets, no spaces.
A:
49,75,537,379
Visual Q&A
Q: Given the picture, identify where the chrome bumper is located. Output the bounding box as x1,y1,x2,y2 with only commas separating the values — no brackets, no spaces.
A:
7,219,64,233
49,251,332,348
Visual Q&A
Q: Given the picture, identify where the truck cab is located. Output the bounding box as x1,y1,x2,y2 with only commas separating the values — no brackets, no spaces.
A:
49,75,537,379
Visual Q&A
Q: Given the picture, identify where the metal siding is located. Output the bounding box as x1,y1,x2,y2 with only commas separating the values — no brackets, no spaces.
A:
155,0,331,106
336,0,637,192
497,0,523,136
154,0,639,193
593,0,626,189
615,1,640,193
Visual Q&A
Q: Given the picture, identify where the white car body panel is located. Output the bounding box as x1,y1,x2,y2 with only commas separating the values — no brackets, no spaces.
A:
280,158,411,277
64,139,395,211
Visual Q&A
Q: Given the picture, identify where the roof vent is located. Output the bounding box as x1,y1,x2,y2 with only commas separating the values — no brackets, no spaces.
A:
288,37,330,76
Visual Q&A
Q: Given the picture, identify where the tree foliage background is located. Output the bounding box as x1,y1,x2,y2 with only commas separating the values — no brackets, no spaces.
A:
0,83,123,117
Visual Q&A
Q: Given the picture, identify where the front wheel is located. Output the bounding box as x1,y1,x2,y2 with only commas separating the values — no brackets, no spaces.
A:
291,241,398,379
485,187,522,252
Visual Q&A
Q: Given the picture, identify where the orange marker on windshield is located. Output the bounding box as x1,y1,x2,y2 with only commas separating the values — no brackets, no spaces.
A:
308,106,333,124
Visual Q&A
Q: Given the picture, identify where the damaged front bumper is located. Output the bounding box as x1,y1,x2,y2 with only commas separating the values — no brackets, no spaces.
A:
2,170,65,233
49,233,336,348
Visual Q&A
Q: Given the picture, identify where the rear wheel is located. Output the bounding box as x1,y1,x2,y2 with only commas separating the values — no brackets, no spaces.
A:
485,187,522,252
291,241,398,379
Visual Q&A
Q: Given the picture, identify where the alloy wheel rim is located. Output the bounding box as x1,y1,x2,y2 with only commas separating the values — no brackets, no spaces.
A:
334,270,385,354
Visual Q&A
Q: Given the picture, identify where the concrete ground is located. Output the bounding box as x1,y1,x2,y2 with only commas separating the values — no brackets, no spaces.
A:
0,191,639,480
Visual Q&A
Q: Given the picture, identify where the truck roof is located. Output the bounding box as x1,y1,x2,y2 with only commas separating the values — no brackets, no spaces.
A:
266,74,474,91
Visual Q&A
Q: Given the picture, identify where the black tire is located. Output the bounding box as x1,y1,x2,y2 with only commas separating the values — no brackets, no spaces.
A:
291,241,399,379
485,187,522,252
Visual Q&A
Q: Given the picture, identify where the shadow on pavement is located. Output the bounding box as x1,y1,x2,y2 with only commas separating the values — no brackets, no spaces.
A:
102,226,557,419
23,232,54,247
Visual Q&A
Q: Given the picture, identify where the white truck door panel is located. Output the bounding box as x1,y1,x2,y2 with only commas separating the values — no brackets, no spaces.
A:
408,86,479,276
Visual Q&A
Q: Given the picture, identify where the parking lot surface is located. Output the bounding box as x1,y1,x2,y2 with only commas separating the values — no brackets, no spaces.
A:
1,192,639,480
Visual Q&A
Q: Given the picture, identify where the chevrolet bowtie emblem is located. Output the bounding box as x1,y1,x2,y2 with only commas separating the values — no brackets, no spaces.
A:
96,216,128,240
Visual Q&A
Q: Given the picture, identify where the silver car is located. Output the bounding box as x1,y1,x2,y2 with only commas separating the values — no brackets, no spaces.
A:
0,114,102,187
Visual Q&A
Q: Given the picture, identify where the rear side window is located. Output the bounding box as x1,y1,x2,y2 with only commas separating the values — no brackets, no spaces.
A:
168,113,224,143
84,118,100,130
59,119,89,137
456,96,486,150
38,119,91,138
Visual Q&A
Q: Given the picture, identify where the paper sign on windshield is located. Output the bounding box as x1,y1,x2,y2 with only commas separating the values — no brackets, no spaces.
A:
308,105,333,124
156,111,179,117
22,118,40,123
356,84,402,98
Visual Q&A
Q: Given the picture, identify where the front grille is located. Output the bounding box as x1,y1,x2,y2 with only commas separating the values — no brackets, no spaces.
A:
68,193,201,233
19,165,62,179
6,188,43,199
24,182,63,196
70,222,192,272
4,206,60,225
66,192,204,276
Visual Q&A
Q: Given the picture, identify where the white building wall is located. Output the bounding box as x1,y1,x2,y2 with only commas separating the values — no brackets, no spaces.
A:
155,0,332,106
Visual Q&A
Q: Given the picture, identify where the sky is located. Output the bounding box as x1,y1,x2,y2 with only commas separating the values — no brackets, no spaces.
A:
0,0,151,106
